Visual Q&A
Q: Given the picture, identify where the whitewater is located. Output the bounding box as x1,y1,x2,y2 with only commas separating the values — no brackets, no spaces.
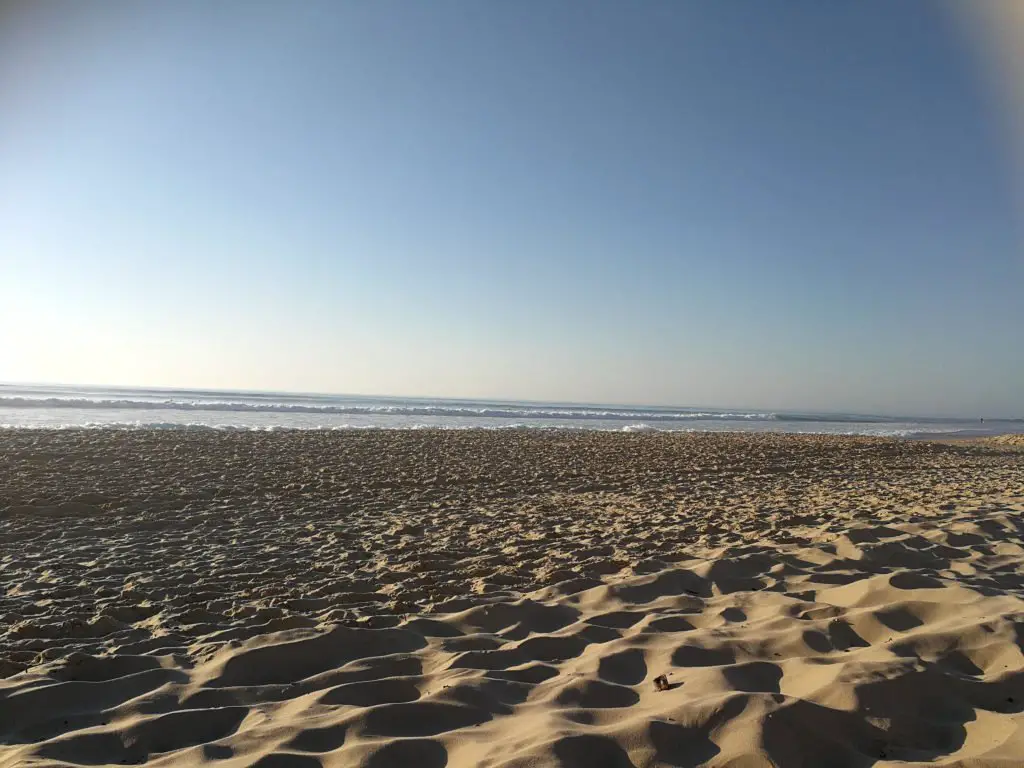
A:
2,384,1020,438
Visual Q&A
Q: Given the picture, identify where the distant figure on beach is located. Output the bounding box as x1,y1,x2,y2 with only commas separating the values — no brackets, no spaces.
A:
981,417,985,423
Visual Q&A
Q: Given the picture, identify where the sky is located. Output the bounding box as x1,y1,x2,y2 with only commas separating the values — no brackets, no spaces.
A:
1,1,1022,416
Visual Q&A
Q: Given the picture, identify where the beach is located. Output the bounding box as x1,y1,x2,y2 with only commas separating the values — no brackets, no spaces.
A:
2,429,1024,766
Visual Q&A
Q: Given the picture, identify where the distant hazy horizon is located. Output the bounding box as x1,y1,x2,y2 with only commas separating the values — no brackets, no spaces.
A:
3,2,1023,417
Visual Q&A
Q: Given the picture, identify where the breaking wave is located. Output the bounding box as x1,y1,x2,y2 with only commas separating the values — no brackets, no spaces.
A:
0,395,921,425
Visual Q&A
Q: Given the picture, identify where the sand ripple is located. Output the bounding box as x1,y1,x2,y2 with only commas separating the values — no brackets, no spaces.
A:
1,431,1023,766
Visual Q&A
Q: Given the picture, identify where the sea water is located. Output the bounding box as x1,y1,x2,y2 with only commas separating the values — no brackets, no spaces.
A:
1,384,1019,438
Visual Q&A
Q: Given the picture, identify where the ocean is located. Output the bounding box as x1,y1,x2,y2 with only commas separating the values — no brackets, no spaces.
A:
0,384,1019,438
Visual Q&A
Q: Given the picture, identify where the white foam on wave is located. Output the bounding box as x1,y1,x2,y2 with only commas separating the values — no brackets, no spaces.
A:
0,421,970,439
0,421,578,432
2,386,1012,438
0,395,782,422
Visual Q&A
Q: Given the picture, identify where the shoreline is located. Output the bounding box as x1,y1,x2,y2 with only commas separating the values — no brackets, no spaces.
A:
2,423,1023,441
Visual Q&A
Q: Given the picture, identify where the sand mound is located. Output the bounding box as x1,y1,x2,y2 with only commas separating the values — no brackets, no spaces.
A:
3,510,1024,766
1,430,1023,766
990,434,1024,447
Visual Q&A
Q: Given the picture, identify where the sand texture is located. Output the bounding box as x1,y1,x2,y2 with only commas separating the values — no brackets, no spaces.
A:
1,430,1024,767
990,434,1024,448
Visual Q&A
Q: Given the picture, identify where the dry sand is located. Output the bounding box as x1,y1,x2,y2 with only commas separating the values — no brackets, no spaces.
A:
1,429,1023,767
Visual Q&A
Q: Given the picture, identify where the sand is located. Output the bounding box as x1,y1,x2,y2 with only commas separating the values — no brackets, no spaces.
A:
1,429,1023,767
990,434,1024,448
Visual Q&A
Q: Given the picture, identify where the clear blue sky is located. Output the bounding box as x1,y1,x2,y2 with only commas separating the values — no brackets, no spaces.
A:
1,1,1022,416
